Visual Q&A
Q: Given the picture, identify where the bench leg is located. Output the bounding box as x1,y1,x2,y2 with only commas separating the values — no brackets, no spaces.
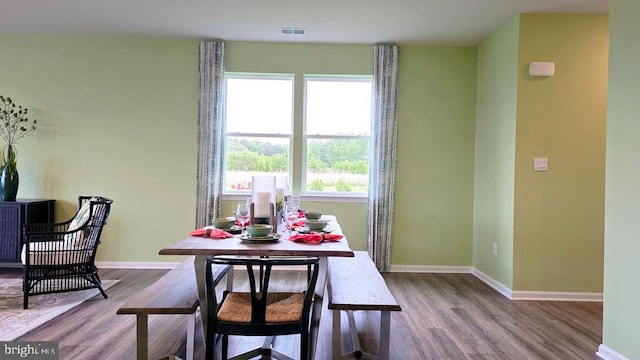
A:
333,309,341,360
136,313,149,360
186,312,195,360
347,311,363,359
378,311,391,360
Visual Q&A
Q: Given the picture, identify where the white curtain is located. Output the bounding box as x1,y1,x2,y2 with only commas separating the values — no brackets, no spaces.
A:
368,44,399,272
195,41,226,228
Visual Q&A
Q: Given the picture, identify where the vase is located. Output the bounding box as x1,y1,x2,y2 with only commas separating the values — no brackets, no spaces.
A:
0,145,19,201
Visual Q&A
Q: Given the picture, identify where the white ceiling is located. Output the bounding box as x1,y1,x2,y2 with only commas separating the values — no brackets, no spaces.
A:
0,0,609,45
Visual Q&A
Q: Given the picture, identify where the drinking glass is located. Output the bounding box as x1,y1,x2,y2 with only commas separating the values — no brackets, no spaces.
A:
289,195,300,213
236,202,251,236
284,201,299,236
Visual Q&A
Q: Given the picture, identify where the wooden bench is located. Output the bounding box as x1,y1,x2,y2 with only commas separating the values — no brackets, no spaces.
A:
117,256,231,360
327,251,402,360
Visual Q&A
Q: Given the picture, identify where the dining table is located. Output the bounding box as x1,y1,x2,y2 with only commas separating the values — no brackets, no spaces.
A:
158,215,354,360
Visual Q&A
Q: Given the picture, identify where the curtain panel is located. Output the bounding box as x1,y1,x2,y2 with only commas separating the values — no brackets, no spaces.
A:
195,41,226,228
368,44,399,272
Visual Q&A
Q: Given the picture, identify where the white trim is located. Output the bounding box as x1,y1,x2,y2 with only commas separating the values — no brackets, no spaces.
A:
96,261,180,269
470,268,603,302
223,193,367,203
471,268,513,299
597,344,631,360
96,261,604,302
389,264,472,273
512,290,602,302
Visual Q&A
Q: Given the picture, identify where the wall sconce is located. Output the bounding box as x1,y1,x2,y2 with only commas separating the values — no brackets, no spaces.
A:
529,62,555,77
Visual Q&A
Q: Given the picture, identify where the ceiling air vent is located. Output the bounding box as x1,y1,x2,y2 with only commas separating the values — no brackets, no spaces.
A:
280,27,306,36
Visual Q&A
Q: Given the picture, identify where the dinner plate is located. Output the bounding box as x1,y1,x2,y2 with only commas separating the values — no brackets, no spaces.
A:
239,233,282,243
225,225,243,234
212,225,242,234
294,225,335,234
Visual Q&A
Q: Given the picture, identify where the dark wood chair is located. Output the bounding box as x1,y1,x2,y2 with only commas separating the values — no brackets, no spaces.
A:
21,196,113,309
204,255,320,360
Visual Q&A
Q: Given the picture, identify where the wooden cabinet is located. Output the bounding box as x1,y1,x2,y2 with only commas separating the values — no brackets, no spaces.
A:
0,199,55,264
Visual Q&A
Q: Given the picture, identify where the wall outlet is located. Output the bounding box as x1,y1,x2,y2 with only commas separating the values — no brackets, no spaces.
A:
492,242,498,256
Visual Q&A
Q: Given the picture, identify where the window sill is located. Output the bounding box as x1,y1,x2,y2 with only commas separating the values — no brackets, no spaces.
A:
222,193,367,203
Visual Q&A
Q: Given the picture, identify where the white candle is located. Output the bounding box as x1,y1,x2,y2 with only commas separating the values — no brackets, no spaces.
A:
255,192,271,217
276,187,284,200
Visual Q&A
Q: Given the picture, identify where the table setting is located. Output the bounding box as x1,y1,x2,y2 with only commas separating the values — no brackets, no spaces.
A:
188,200,343,245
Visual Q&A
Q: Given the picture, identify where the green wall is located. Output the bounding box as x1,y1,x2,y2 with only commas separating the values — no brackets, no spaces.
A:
0,37,478,263
221,42,479,258
0,35,200,262
602,0,640,358
473,16,520,288
474,14,608,293
392,45,477,266
513,14,608,292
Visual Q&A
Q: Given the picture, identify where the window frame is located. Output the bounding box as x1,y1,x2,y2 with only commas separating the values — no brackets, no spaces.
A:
302,75,373,197
221,72,373,201
222,73,295,195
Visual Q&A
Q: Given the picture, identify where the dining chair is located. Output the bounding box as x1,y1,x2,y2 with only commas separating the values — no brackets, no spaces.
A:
204,255,320,360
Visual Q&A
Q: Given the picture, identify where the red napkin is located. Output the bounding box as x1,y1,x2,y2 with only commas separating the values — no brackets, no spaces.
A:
289,233,323,244
322,233,343,242
189,228,233,239
290,220,306,228
289,233,343,243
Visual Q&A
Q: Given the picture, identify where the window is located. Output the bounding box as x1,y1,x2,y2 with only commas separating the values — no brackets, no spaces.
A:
224,74,293,192
223,73,372,196
304,77,372,194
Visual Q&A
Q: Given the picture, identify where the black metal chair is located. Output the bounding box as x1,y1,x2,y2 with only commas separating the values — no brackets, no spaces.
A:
21,196,113,309
205,255,320,360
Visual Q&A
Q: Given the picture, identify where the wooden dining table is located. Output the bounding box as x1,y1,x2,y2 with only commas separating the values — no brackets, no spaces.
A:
158,215,354,359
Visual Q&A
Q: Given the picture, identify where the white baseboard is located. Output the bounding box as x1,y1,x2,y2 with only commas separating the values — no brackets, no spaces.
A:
597,344,630,360
512,290,602,302
95,260,602,302
96,261,180,269
389,264,472,273
471,268,513,299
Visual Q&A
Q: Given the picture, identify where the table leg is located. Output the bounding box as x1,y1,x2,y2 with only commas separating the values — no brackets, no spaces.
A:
309,257,327,360
379,311,391,360
193,255,208,340
135,313,148,360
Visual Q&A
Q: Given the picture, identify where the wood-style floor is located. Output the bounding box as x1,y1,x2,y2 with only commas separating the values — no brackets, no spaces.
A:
2,268,602,360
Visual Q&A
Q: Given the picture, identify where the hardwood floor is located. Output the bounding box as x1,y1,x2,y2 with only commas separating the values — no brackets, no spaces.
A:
3,268,602,360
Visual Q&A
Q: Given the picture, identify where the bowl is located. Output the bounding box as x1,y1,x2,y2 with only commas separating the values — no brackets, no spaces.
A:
212,217,235,229
246,224,273,237
305,211,322,220
304,219,327,231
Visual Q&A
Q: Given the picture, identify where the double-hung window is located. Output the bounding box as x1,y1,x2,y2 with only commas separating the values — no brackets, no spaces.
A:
224,74,293,192
223,73,372,197
303,76,372,194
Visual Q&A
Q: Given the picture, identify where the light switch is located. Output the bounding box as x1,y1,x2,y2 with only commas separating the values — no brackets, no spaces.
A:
533,157,548,172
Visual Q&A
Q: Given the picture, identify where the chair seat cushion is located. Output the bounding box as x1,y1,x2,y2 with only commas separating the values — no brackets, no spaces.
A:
218,292,304,323
20,241,83,265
